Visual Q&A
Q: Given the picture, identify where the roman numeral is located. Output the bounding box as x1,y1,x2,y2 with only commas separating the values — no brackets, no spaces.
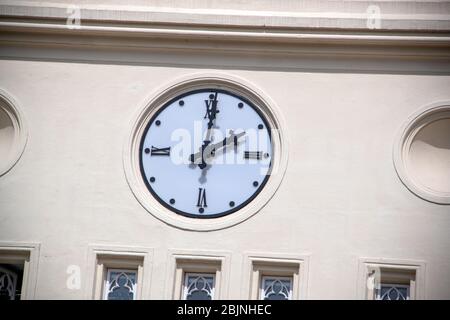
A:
197,188,207,208
204,92,219,129
150,146,171,156
244,151,262,160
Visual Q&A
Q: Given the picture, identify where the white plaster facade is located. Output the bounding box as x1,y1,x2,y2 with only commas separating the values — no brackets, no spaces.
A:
0,0,449,299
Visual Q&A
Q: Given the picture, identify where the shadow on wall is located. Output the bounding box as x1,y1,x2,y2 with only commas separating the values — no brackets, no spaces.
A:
0,107,14,159
409,118,450,193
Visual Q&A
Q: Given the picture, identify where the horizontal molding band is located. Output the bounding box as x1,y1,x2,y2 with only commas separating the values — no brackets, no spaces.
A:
1,21,450,48
1,40,449,75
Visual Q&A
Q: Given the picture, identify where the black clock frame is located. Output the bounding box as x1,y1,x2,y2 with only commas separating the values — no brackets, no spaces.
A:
139,88,273,219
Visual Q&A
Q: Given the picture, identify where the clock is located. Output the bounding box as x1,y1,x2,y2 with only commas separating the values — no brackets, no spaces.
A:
139,89,273,218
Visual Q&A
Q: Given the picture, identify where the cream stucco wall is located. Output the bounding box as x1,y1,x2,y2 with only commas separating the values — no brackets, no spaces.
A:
0,0,449,299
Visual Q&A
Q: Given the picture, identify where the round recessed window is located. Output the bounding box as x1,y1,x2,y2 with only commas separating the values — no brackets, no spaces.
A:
0,90,27,176
394,102,450,204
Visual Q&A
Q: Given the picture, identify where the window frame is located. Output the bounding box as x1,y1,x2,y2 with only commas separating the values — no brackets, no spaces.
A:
166,249,230,300
0,242,40,300
86,245,153,300
243,252,309,300
358,257,425,300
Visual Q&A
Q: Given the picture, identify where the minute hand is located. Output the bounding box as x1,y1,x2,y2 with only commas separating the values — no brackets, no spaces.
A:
190,131,246,165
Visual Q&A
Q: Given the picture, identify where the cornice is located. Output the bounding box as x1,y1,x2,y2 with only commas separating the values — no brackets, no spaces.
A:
1,1,450,31
0,1,449,67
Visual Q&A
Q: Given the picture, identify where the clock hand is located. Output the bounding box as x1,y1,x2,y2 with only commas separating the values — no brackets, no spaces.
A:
190,92,219,166
208,130,246,155
198,163,211,184
190,130,246,169
202,92,219,145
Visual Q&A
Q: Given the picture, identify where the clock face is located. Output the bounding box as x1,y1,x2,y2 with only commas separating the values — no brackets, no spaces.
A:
139,89,272,218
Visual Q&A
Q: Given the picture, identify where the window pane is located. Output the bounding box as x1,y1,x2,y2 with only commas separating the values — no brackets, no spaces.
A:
184,273,215,300
261,277,292,300
0,264,24,300
105,269,137,300
377,284,410,300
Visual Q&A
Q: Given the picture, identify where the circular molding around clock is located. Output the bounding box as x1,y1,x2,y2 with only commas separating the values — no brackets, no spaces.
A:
123,73,289,231
0,89,28,177
393,101,450,204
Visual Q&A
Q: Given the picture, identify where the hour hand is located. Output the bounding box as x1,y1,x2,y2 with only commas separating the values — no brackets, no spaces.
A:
189,140,210,165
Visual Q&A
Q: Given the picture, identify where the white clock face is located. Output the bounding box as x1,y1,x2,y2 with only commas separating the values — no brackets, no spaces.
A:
139,89,272,218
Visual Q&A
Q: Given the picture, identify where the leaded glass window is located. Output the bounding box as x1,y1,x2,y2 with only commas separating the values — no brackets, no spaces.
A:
0,266,18,300
104,269,137,300
376,284,410,300
260,276,292,300
183,273,215,300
